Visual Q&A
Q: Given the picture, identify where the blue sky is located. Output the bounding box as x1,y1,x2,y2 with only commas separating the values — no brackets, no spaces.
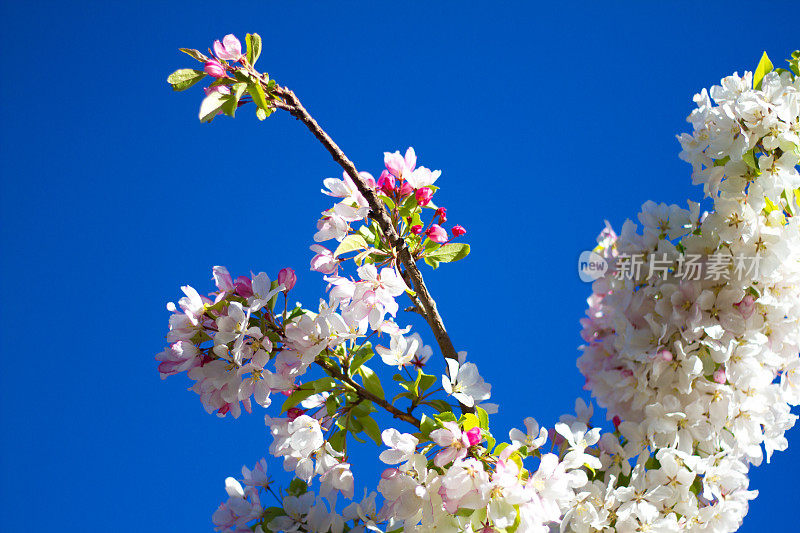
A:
1,1,799,531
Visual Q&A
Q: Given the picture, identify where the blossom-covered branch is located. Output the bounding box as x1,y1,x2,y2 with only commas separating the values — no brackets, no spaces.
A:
163,36,800,533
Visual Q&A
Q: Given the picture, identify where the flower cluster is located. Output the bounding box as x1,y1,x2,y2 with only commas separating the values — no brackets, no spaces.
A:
164,38,800,533
576,60,800,531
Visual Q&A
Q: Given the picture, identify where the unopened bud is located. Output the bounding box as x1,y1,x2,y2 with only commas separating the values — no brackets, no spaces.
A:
278,268,297,292
204,59,226,78
451,225,466,237
425,224,448,244
465,427,482,446
415,187,433,207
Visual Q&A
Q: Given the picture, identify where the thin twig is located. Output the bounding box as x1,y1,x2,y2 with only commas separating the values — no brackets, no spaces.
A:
316,359,421,428
274,86,472,414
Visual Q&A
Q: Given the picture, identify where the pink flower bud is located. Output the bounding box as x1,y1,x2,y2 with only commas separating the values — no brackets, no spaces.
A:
234,275,253,298
213,34,243,61
612,415,621,429
435,207,447,223
278,268,297,292
426,224,448,244
451,225,466,237
204,59,226,78
713,367,727,384
415,187,433,206
411,224,423,235
398,181,414,197
734,294,756,319
377,170,395,195
286,407,305,421
465,427,481,446
658,349,673,362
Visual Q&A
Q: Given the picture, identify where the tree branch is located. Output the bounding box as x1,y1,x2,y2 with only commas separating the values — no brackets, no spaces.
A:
316,359,421,428
275,86,473,414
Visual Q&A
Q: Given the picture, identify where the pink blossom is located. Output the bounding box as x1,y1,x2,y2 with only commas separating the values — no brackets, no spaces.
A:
310,244,340,275
278,268,297,292
713,367,727,384
213,34,243,61
213,265,234,292
234,276,253,298
286,407,305,421
411,224,423,235
415,187,433,206
465,427,481,446
384,147,416,179
204,85,230,96
398,181,413,197
435,207,447,223
425,224,448,243
204,59,226,78
377,170,395,195
451,225,466,237
734,294,756,319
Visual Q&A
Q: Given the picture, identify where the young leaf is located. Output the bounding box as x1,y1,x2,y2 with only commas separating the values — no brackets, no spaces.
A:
246,33,263,66
221,82,247,117
426,243,470,263
248,82,270,111
334,234,368,258
359,416,382,446
358,366,385,400
419,414,437,438
424,256,440,270
742,148,761,175
179,48,209,62
167,69,206,92
754,51,773,90
281,387,318,413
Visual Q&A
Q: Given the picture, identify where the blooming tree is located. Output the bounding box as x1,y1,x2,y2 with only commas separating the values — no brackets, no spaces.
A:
161,36,800,532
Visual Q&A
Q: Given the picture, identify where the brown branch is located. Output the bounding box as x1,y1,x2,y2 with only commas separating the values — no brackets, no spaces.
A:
316,359,420,428
275,86,473,414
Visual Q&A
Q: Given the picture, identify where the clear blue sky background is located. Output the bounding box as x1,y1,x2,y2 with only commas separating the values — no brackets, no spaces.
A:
2,2,799,531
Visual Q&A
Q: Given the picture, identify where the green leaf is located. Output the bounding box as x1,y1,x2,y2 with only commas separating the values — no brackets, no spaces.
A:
415,370,437,396
248,82,270,111
476,406,490,430
179,48,209,62
358,366,385,400
326,394,339,417
424,256,440,270
461,413,480,431
198,91,228,123
435,411,457,424
311,377,337,393
281,387,318,413
419,414,437,438
426,399,453,413
246,33,263,66
221,82,247,117
742,148,761,175
334,234,368,257
328,429,346,452
359,416,382,446
167,68,206,92
427,243,470,263
754,51,773,90
348,342,374,375
288,479,308,496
